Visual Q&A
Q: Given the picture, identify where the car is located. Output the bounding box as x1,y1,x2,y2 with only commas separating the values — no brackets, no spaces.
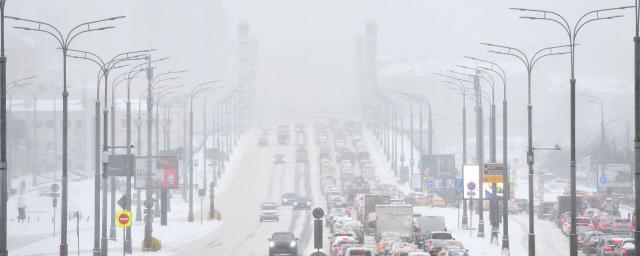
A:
258,136,269,146
343,247,375,256
595,235,629,256
582,231,604,255
268,232,298,256
537,202,557,220
425,232,454,256
429,195,447,208
440,249,469,256
281,193,297,206
437,241,465,256
293,197,311,210
274,153,286,164
613,240,635,256
598,217,633,235
260,202,279,222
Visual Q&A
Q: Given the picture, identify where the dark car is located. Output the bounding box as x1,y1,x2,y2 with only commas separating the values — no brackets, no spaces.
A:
581,231,604,254
537,202,556,220
268,232,298,256
274,154,286,164
259,136,269,147
281,193,297,206
595,236,628,256
293,197,311,210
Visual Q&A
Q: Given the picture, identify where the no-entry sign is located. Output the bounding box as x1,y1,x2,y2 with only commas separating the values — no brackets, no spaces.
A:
116,211,132,227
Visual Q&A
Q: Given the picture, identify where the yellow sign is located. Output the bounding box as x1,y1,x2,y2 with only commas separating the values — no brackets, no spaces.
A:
116,211,132,227
483,176,504,183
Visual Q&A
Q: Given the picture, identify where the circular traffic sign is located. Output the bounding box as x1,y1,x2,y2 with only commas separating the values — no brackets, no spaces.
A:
312,207,324,219
144,199,154,209
118,213,130,225
467,182,476,191
51,183,60,192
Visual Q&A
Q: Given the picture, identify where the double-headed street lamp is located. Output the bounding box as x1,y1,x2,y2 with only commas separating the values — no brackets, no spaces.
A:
578,93,606,160
509,6,632,255
66,48,150,256
464,56,511,250
8,15,125,255
187,81,222,222
483,42,569,256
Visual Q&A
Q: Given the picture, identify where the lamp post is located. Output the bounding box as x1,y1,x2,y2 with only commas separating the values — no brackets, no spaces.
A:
0,1,8,254
8,15,125,255
464,56,510,250
578,93,605,159
188,81,222,222
634,2,640,249
483,42,570,256
509,6,632,255
66,48,150,256
442,80,470,229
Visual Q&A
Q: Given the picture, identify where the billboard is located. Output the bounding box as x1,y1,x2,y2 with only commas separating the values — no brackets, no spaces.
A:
597,162,632,189
106,154,135,177
134,155,179,189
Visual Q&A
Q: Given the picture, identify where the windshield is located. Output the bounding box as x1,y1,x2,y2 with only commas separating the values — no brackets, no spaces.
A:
262,205,276,210
271,233,294,241
431,233,453,239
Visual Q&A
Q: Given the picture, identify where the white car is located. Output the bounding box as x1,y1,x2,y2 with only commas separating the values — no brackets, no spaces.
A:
259,202,279,222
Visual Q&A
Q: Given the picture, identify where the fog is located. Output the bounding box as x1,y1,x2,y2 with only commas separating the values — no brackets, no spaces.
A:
2,0,637,254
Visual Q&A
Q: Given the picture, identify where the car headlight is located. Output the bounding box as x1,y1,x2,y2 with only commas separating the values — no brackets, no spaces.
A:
293,202,298,205
290,241,297,247
283,198,288,202
306,202,310,206
269,241,275,248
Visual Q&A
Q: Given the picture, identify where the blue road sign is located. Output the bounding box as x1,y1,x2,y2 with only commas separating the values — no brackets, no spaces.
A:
599,176,608,184
425,180,434,189
455,178,463,187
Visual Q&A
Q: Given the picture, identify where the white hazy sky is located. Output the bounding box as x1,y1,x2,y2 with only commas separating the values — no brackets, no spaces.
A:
5,0,636,162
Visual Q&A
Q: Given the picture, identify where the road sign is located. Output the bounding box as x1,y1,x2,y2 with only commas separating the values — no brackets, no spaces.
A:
425,180,434,189
467,182,476,191
116,211,132,227
455,178,463,187
483,164,504,183
312,207,324,219
599,176,608,184
117,195,129,209
107,154,135,176
484,176,504,183
50,183,59,192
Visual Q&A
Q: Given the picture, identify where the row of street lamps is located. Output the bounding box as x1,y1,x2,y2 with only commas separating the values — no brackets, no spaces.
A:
0,8,247,255
366,4,636,255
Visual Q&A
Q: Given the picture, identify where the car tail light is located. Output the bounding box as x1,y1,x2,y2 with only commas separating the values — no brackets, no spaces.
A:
613,223,619,229
621,248,629,256
628,223,633,230
589,224,594,230
604,245,613,252
428,240,432,246
428,247,438,253
599,223,605,230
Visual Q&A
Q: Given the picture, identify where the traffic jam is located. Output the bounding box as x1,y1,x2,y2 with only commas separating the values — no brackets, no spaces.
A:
537,190,635,256
314,120,468,256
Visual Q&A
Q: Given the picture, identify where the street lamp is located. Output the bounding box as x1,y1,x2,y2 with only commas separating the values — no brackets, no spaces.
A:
66,48,150,256
509,6,633,255
578,93,605,159
188,81,222,222
464,56,511,251
8,15,125,255
483,42,570,256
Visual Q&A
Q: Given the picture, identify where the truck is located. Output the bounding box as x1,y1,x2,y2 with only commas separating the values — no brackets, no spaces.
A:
375,205,414,239
362,195,391,234
557,195,583,220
